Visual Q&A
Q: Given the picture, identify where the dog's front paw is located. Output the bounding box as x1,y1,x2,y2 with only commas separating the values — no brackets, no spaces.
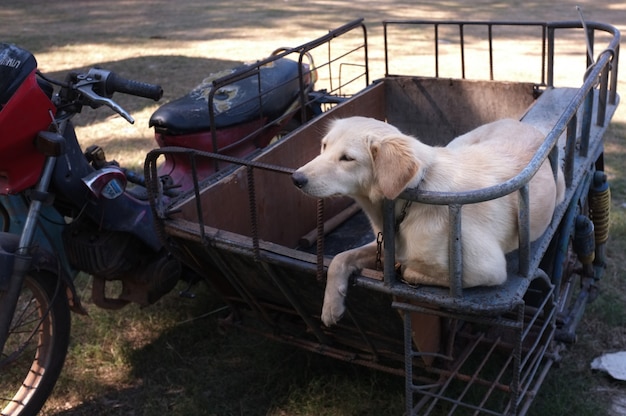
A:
321,251,360,327
321,294,346,327
321,270,349,326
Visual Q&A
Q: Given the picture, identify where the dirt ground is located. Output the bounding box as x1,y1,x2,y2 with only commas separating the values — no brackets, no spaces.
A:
4,0,625,166
1,1,626,415
3,1,625,163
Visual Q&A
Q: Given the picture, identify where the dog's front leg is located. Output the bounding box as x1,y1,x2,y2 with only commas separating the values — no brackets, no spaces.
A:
322,241,378,326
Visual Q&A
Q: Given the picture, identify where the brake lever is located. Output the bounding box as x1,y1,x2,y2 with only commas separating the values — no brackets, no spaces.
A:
75,80,135,124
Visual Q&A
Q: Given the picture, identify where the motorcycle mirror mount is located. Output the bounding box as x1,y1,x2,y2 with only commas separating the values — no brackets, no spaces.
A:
35,131,66,157
82,167,127,199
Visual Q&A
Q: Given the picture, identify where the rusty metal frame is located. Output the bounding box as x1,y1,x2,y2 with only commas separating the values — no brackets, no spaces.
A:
145,20,621,416
202,18,368,173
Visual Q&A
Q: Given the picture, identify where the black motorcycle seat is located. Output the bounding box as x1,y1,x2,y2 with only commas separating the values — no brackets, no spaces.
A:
149,58,303,135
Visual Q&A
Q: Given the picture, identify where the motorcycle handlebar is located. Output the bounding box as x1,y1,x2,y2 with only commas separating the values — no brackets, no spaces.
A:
105,72,163,101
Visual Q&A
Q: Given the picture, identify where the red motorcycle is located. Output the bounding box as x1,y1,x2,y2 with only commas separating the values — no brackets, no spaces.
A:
0,38,320,415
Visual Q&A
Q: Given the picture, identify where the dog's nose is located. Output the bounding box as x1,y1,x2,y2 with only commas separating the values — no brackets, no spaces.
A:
292,171,308,188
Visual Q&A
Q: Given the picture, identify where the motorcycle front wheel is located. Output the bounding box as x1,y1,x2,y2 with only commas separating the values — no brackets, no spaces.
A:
0,270,71,416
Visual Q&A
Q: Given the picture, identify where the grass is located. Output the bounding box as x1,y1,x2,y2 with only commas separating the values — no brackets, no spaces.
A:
50,276,406,416
528,125,626,416
2,1,626,415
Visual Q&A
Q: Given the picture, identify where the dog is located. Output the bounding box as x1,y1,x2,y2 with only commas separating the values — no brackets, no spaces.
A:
292,116,565,326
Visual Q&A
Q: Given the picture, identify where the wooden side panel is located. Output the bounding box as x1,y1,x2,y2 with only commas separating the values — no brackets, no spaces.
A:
171,82,386,248
385,77,537,146
169,78,538,248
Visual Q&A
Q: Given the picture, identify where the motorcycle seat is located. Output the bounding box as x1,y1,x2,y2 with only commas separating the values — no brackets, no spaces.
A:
149,58,304,136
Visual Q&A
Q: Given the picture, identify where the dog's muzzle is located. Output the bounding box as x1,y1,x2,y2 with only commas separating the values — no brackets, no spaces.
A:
291,171,308,189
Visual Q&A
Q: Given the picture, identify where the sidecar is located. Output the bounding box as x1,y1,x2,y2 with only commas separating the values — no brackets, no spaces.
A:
145,19,620,415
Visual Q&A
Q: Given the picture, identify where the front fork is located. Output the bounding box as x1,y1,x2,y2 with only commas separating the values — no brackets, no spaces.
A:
0,133,61,354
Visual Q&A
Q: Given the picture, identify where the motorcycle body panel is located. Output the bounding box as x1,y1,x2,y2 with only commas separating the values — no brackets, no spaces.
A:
0,43,55,194
51,123,162,251
154,118,269,190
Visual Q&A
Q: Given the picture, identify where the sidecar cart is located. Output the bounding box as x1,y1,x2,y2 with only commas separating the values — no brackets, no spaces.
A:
145,19,620,415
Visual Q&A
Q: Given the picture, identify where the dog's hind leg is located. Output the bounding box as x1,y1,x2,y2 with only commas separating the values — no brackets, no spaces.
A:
462,239,508,287
322,241,378,326
402,266,449,287
401,237,508,288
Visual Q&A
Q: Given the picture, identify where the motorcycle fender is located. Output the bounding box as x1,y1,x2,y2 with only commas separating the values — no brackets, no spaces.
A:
0,232,87,315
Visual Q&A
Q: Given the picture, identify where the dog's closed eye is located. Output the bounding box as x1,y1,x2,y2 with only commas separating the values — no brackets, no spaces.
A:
339,154,355,162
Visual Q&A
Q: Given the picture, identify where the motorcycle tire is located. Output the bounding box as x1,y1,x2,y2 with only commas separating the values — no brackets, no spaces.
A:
0,270,71,416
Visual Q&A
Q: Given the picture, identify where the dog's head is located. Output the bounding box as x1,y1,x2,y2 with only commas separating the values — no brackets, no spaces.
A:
292,116,422,201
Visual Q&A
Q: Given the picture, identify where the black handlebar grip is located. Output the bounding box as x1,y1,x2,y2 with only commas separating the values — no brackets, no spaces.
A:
106,72,163,101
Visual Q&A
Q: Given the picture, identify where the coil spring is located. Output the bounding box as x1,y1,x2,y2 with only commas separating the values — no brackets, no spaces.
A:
589,171,611,245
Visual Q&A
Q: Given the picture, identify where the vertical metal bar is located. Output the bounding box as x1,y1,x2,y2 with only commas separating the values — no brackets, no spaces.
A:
541,24,547,86
316,199,325,281
361,22,370,85
488,24,494,80
326,38,334,93
459,24,466,79
448,204,463,297
585,25,595,69
580,89,593,157
384,22,390,76
298,49,310,124
434,24,440,78
609,43,619,105
246,165,260,261
518,184,530,278
383,198,398,287
580,26,595,151
190,152,206,242
597,62,609,126
546,26,555,87
578,24,595,145
563,115,577,188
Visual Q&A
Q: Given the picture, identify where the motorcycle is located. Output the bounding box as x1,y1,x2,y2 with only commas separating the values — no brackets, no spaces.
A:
0,41,319,415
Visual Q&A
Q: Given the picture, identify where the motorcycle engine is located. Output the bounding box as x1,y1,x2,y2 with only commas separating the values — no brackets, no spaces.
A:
62,217,180,308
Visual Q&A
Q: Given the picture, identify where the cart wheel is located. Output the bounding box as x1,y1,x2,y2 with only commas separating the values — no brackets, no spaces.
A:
0,270,71,415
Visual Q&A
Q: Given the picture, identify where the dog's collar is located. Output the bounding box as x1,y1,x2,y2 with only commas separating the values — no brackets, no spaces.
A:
395,199,413,232
394,169,423,231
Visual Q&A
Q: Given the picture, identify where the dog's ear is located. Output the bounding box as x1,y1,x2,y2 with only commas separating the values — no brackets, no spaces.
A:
371,137,419,200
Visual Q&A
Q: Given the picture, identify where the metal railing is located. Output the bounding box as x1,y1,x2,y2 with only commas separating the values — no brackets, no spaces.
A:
379,20,620,298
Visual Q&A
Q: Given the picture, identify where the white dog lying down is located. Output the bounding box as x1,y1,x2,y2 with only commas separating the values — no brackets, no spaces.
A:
292,116,565,326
